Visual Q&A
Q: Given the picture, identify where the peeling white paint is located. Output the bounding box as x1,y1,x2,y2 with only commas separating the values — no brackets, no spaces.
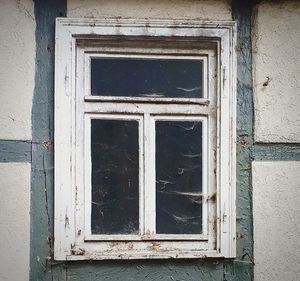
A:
252,1,300,143
54,17,236,260
0,163,31,281
67,0,231,20
0,0,36,140
253,161,300,281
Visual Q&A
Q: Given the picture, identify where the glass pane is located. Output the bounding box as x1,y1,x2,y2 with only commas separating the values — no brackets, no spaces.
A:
91,58,203,98
91,119,139,234
156,120,203,234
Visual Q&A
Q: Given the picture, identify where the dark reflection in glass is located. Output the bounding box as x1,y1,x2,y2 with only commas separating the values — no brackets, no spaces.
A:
91,119,139,234
156,120,203,234
91,58,203,98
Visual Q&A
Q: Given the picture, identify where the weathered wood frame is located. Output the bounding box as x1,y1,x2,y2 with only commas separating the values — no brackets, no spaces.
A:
54,18,236,260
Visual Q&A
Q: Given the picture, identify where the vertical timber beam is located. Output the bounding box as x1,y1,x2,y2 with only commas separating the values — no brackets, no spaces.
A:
224,1,257,280
30,1,67,280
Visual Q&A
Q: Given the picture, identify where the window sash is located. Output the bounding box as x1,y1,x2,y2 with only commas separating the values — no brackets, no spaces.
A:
83,113,210,241
84,114,144,239
75,41,217,243
85,53,209,100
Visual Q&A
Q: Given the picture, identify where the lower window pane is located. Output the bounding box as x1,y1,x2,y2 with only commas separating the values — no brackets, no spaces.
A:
156,120,203,234
91,119,139,234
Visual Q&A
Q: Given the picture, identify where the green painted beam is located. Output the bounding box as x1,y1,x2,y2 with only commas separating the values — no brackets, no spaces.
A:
0,139,31,162
253,143,300,161
229,0,256,280
1,139,298,165
65,261,223,281
30,1,66,281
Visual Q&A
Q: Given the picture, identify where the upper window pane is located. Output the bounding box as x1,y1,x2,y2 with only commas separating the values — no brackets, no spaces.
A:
91,58,203,98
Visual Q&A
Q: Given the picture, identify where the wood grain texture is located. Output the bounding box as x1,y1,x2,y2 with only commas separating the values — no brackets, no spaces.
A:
30,1,67,280
253,143,300,161
0,140,31,162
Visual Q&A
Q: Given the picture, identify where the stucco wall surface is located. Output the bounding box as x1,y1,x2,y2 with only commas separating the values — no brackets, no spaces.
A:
0,163,31,281
253,161,300,281
252,1,300,143
0,0,35,140
67,0,231,20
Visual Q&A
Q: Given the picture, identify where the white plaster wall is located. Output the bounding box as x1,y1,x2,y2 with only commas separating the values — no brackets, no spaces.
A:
0,0,35,140
68,0,231,20
253,161,300,281
0,163,30,281
252,1,300,143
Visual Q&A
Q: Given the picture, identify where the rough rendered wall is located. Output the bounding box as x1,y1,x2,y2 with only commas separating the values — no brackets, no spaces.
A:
252,1,300,143
0,1,34,281
253,161,300,281
0,0,35,140
68,0,232,20
252,2,300,280
0,163,31,281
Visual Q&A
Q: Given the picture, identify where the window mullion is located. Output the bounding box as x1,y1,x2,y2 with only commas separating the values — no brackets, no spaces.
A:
143,113,156,237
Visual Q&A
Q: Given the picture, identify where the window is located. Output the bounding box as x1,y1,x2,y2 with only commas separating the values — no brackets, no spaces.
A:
54,18,236,260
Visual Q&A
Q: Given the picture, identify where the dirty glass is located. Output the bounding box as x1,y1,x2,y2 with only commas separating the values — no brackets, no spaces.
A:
91,119,139,234
91,58,203,98
156,120,203,234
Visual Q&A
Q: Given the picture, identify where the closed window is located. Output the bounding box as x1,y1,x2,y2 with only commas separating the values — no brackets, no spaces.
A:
54,18,236,260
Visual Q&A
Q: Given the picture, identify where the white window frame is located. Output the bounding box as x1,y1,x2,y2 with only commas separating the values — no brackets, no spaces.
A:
54,18,236,260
